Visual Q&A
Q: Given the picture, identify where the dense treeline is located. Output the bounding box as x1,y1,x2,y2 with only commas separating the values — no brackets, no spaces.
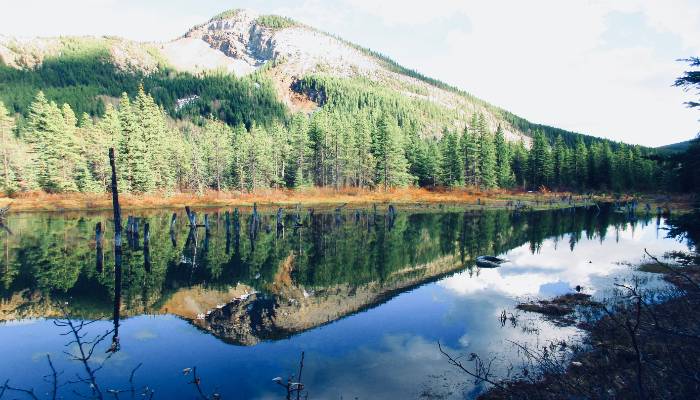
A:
0,86,663,194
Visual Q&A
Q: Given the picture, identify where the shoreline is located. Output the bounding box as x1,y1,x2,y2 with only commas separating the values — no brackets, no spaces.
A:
478,259,700,400
0,188,692,213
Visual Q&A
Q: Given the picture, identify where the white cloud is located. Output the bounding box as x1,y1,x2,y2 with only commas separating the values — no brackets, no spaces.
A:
343,0,464,26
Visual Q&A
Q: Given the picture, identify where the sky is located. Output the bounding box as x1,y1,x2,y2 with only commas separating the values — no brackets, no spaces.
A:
1,0,699,147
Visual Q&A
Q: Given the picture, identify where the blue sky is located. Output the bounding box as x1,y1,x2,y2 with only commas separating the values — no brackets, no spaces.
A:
1,0,699,146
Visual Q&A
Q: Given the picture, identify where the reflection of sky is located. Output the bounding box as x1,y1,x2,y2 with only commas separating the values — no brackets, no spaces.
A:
0,219,688,399
441,221,688,300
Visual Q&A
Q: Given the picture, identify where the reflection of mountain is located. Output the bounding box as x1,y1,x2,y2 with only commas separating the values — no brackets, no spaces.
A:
200,253,460,345
0,207,648,343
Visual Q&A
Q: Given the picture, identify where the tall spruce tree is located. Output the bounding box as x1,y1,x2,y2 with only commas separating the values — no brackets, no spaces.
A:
352,111,375,188
571,138,589,189
552,135,567,188
439,129,462,186
494,125,513,188
461,119,480,187
287,113,310,188
528,130,552,189
374,114,411,189
478,116,497,189
201,118,233,191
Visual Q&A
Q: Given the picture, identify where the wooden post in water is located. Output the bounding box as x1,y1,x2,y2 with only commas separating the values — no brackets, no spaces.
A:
185,206,196,227
276,208,284,230
204,214,210,233
108,148,122,352
170,213,177,231
95,222,104,273
143,222,151,272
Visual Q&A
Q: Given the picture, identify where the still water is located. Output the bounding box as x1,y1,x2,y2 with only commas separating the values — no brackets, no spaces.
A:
0,206,690,399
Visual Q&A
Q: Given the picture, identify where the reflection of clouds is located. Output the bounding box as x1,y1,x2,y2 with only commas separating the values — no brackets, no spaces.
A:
306,334,468,399
440,222,687,299
134,329,157,340
304,294,582,399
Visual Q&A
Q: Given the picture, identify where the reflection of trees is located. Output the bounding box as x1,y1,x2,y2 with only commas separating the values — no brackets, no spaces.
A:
0,206,643,319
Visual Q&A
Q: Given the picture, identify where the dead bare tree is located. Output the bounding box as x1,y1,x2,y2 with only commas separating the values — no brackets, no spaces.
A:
272,352,307,400
182,367,221,400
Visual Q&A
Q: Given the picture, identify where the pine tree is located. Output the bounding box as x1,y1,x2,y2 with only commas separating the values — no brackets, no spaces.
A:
132,86,163,192
439,129,462,186
268,122,290,188
571,138,589,189
461,119,480,187
494,125,513,188
511,141,529,188
477,116,497,189
374,114,411,189
410,137,440,187
288,113,310,188
74,112,102,193
352,111,375,188
231,124,248,191
309,111,329,187
201,118,233,190
26,93,79,192
552,135,567,189
528,130,552,189
244,124,275,191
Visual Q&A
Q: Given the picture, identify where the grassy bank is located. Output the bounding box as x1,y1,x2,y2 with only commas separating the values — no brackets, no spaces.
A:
0,188,693,213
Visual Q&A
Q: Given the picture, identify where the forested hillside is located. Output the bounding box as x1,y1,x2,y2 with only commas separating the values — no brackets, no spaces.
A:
0,9,675,196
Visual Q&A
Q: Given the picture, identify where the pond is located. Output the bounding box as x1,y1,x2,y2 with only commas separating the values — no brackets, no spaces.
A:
0,206,691,399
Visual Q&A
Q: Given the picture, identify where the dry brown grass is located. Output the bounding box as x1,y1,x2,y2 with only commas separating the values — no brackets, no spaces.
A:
0,188,691,213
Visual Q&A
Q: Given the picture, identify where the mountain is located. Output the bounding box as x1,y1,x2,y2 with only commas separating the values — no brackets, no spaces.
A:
657,139,695,154
1,8,604,146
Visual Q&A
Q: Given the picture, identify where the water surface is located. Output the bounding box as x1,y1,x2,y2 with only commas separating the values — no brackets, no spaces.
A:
0,206,689,398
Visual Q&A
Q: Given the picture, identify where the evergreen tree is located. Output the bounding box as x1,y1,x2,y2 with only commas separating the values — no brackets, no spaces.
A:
374,114,411,189
528,130,552,189
461,119,480,187
201,118,233,191
270,122,291,188
231,124,248,191
439,129,462,186
571,138,589,190
309,111,329,187
288,113,310,188
133,85,170,191
552,135,567,189
494,125,514,188
73,112,101,192
511,141,529,188
352,111,375,188
26,93,79,192
477,116,497,189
